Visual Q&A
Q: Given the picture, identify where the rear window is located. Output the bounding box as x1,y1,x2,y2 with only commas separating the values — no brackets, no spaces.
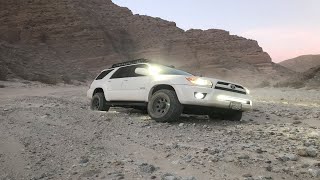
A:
95,69,113,80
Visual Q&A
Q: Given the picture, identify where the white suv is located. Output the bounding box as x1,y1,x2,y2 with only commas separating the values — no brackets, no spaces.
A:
87,59,252,122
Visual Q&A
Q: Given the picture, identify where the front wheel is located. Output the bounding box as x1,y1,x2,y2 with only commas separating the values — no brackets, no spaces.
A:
148,89,183,122
91,92,110,111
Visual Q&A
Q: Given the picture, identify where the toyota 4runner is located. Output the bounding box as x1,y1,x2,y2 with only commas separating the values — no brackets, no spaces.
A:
87,59,253,122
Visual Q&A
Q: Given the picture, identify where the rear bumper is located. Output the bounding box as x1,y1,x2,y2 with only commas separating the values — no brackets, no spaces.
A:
173,85,253,111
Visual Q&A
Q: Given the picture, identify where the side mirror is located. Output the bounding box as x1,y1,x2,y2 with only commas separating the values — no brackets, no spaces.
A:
135,68,149,76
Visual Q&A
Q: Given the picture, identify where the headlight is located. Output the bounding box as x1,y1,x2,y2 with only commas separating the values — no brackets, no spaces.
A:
186,77,213,87
244,87,250,94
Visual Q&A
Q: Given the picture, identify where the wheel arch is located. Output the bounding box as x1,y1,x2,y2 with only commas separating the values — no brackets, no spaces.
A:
93,88,104,96
148,84,176,101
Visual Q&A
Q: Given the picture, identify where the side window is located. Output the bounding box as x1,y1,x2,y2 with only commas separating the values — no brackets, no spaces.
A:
127,64,148,78
95,69,113,80
110,64,148,79
110,67,130,79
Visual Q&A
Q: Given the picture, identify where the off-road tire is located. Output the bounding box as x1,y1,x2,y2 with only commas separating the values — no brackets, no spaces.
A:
91,92,110,111
148,89,183,122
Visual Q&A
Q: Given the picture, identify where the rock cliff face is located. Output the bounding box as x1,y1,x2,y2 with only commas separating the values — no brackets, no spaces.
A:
0,0,283,85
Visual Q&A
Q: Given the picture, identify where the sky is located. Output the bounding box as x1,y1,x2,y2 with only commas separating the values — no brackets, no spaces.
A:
112,0,320,62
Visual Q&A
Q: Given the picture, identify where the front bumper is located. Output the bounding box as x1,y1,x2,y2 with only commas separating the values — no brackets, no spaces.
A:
173,85,253,111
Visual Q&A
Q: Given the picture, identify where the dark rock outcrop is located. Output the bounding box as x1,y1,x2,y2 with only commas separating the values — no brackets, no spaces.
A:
0,0,285,85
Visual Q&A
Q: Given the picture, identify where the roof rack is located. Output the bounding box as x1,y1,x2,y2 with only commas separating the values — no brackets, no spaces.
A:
111,58,150,68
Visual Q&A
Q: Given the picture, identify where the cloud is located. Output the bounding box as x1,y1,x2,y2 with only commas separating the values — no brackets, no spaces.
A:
241,27,320,62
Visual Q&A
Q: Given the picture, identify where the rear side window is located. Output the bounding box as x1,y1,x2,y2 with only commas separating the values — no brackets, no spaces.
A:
110,67,129,79
95,69,113,80
110,64,147,79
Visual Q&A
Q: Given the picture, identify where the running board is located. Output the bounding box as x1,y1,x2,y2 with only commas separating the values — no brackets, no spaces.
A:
106,101,147,107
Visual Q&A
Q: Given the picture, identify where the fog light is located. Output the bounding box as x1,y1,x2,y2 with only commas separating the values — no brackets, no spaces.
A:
194,92,206,99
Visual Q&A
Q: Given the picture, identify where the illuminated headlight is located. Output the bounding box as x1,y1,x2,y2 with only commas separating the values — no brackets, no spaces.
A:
244,87,250,95
186,77,213,87
194,92,207,99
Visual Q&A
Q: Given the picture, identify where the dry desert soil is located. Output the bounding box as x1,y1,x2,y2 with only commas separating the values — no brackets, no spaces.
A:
0,82,320,180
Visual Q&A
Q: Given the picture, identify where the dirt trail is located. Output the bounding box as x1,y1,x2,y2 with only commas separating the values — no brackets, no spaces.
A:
0,85,319,180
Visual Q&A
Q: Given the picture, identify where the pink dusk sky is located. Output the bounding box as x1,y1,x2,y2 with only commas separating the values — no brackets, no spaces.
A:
113,0,320,62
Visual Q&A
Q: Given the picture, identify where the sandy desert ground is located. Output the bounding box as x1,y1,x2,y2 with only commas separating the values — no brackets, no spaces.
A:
0,81,319,180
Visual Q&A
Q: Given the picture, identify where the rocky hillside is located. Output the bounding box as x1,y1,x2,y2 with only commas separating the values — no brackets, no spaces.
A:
274,65,320,89
0,0,289,85
279,55,320,72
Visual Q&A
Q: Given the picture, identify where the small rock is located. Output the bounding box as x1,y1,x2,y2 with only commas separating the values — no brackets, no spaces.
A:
178,123,184,127
258,176,273,180
139,163,156,173
203,125,208,129
161,173,179,180
256,148,263,154
266,165,272,172
308,168,320,177
238,154,250,160
297,147,318,157
208,148,220,155
308,131,320,139
242,173,252,177
79,157,89,164
183,155,193,163
292,121,302,124
293,116,299,120
279,154,298,161
182,177,196,180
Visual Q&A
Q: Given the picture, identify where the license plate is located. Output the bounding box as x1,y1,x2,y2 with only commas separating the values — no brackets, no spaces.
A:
229,101,242,110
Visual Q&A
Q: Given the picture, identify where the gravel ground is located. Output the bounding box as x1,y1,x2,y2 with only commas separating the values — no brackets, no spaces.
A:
0,85,319,180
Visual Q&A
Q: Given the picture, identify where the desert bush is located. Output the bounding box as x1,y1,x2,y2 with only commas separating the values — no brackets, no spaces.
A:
32,73,57,85
256,80,270,88
0,64,8,80
61,75,72,84
73,73,87,82
274,81,305,89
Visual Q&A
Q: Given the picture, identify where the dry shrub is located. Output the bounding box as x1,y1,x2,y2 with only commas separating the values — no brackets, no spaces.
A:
32,73,57,85
274,81,305,89
61,75,72,84
0,63,8,80
73,73,87,82
0,84,5,88
256,80,270,88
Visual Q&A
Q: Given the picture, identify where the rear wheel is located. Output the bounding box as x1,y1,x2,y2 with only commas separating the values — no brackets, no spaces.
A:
91,92,110,111
148,89,183,122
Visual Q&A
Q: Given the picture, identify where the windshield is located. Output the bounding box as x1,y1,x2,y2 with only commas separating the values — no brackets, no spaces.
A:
150,64,193,76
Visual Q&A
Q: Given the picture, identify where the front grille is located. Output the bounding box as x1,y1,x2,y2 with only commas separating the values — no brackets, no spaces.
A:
215,86,246,94
215,81,246,94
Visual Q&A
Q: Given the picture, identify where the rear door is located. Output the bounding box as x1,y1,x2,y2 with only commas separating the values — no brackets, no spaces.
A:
107,67,130,101
121,64,150,101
